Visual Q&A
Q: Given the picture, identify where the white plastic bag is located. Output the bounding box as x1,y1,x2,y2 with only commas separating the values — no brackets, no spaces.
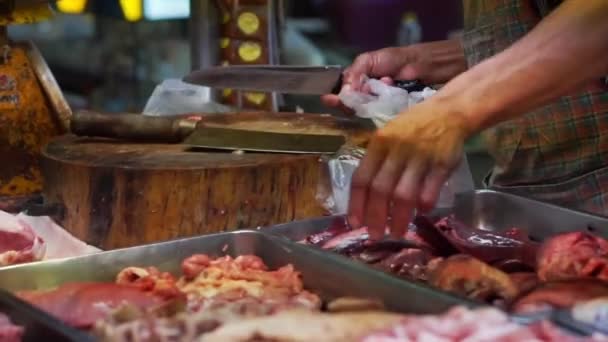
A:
325,78,474,213
143,79,232,116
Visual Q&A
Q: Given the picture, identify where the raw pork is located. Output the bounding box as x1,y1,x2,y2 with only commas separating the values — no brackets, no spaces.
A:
0,211,45,266
537,232,608,282
0,313,23,342
18,282,169,328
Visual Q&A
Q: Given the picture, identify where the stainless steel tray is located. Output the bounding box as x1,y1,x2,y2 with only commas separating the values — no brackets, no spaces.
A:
0,230,474,315
0,289,93,342
268,189,608,241
266,190,608,335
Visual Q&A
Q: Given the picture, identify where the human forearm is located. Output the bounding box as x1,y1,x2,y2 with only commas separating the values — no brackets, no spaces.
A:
411,38,468,84
433,0,608,136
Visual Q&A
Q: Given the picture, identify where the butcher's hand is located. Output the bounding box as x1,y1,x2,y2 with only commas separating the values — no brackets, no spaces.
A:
348,97,471,240
322,39,467,110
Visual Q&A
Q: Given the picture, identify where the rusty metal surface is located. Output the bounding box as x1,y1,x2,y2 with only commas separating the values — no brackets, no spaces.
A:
0,42,65,198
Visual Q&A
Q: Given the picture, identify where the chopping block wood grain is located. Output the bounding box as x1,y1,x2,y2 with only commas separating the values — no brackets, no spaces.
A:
42,136,326,249
42,112,374,249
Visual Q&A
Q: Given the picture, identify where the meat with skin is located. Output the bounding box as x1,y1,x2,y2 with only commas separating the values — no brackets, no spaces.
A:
372,248,442,281
199,309,403,342
0,211,45,266
360,307,596,342
17,282,167,328
322,227,370,252
428,254,519,303
537,232,608,282
435,215,539,268
511,279,608,314
0,313,23,342
302,217,351,246
319,218,441,255
15,213,99,259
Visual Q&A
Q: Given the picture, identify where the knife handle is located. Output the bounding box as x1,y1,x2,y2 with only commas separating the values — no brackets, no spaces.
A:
70,111,196,143
332,75,429,94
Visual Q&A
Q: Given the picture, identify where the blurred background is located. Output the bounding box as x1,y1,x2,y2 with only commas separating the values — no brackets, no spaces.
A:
8,0,491,184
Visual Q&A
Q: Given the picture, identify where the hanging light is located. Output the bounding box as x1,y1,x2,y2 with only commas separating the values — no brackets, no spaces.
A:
119,0,142,22
56,0,88,14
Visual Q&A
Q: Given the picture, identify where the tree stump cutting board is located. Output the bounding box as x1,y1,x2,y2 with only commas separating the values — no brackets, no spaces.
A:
41,112,373,250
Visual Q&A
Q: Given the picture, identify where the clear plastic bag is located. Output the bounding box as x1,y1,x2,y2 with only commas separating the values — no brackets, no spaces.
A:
323,78,474,214
143,79,233,116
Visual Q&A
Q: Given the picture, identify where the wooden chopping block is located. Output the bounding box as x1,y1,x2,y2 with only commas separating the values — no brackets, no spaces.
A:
41,112,374,250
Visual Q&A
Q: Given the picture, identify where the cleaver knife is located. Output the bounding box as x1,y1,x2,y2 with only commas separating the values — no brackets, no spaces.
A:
70,111,345,154
182,65,428,95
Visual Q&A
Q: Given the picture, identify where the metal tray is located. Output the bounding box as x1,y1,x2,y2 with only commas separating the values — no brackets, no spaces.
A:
0,289,93,342
268,189,608,242
0,230,475,317
452,190,608,240
266,189,608,336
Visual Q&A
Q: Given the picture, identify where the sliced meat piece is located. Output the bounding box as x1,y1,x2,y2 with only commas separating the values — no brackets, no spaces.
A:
360,306,592,342
17,282,166,328
355,249,396,264
428,254,519,304
0,313,23,342
537,232,608,282
116,266,182,300
0,211,45,266
434,215,539,268
511,279,608,314
322,227,369,252
509,272,539,296
411,215,458,256
302,217,351,246
15,213,99,259
374,248,439,281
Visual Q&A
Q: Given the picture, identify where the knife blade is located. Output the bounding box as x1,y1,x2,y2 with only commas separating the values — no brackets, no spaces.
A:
70,111,346,154
183,126,345,154
182,65,428,95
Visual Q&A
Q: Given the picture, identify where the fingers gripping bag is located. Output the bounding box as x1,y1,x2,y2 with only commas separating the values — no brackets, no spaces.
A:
328,78,474,213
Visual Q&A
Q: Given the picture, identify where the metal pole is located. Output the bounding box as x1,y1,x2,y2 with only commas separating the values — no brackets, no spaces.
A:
189,0,219,102
189,0,218,71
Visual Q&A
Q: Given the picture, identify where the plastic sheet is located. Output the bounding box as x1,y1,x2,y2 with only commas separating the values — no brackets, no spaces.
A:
322,78,474,214
143,79,232,116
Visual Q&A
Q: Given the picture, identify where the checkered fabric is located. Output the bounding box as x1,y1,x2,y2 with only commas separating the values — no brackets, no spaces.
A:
461,0,608,215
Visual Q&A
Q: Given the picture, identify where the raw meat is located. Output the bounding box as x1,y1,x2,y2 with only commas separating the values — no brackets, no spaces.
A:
116,266,182,300
537,232,608,282
0,211,99,267
198,306,600,342
360,306,601,342
372,248,442,281
509,272,540,295
428,255,519,304
511,279,608,314
200,309,402,342
177,254,321,312
302,217,351,246
435,215,539,268
0,211,45,266
18,282,168,328
16,213,99,259
0,313,23,342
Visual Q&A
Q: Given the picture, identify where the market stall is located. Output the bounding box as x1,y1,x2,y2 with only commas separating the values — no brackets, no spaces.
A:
0,0,607,341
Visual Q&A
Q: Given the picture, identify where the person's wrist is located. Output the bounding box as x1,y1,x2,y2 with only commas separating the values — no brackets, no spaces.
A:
430,87,484,139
